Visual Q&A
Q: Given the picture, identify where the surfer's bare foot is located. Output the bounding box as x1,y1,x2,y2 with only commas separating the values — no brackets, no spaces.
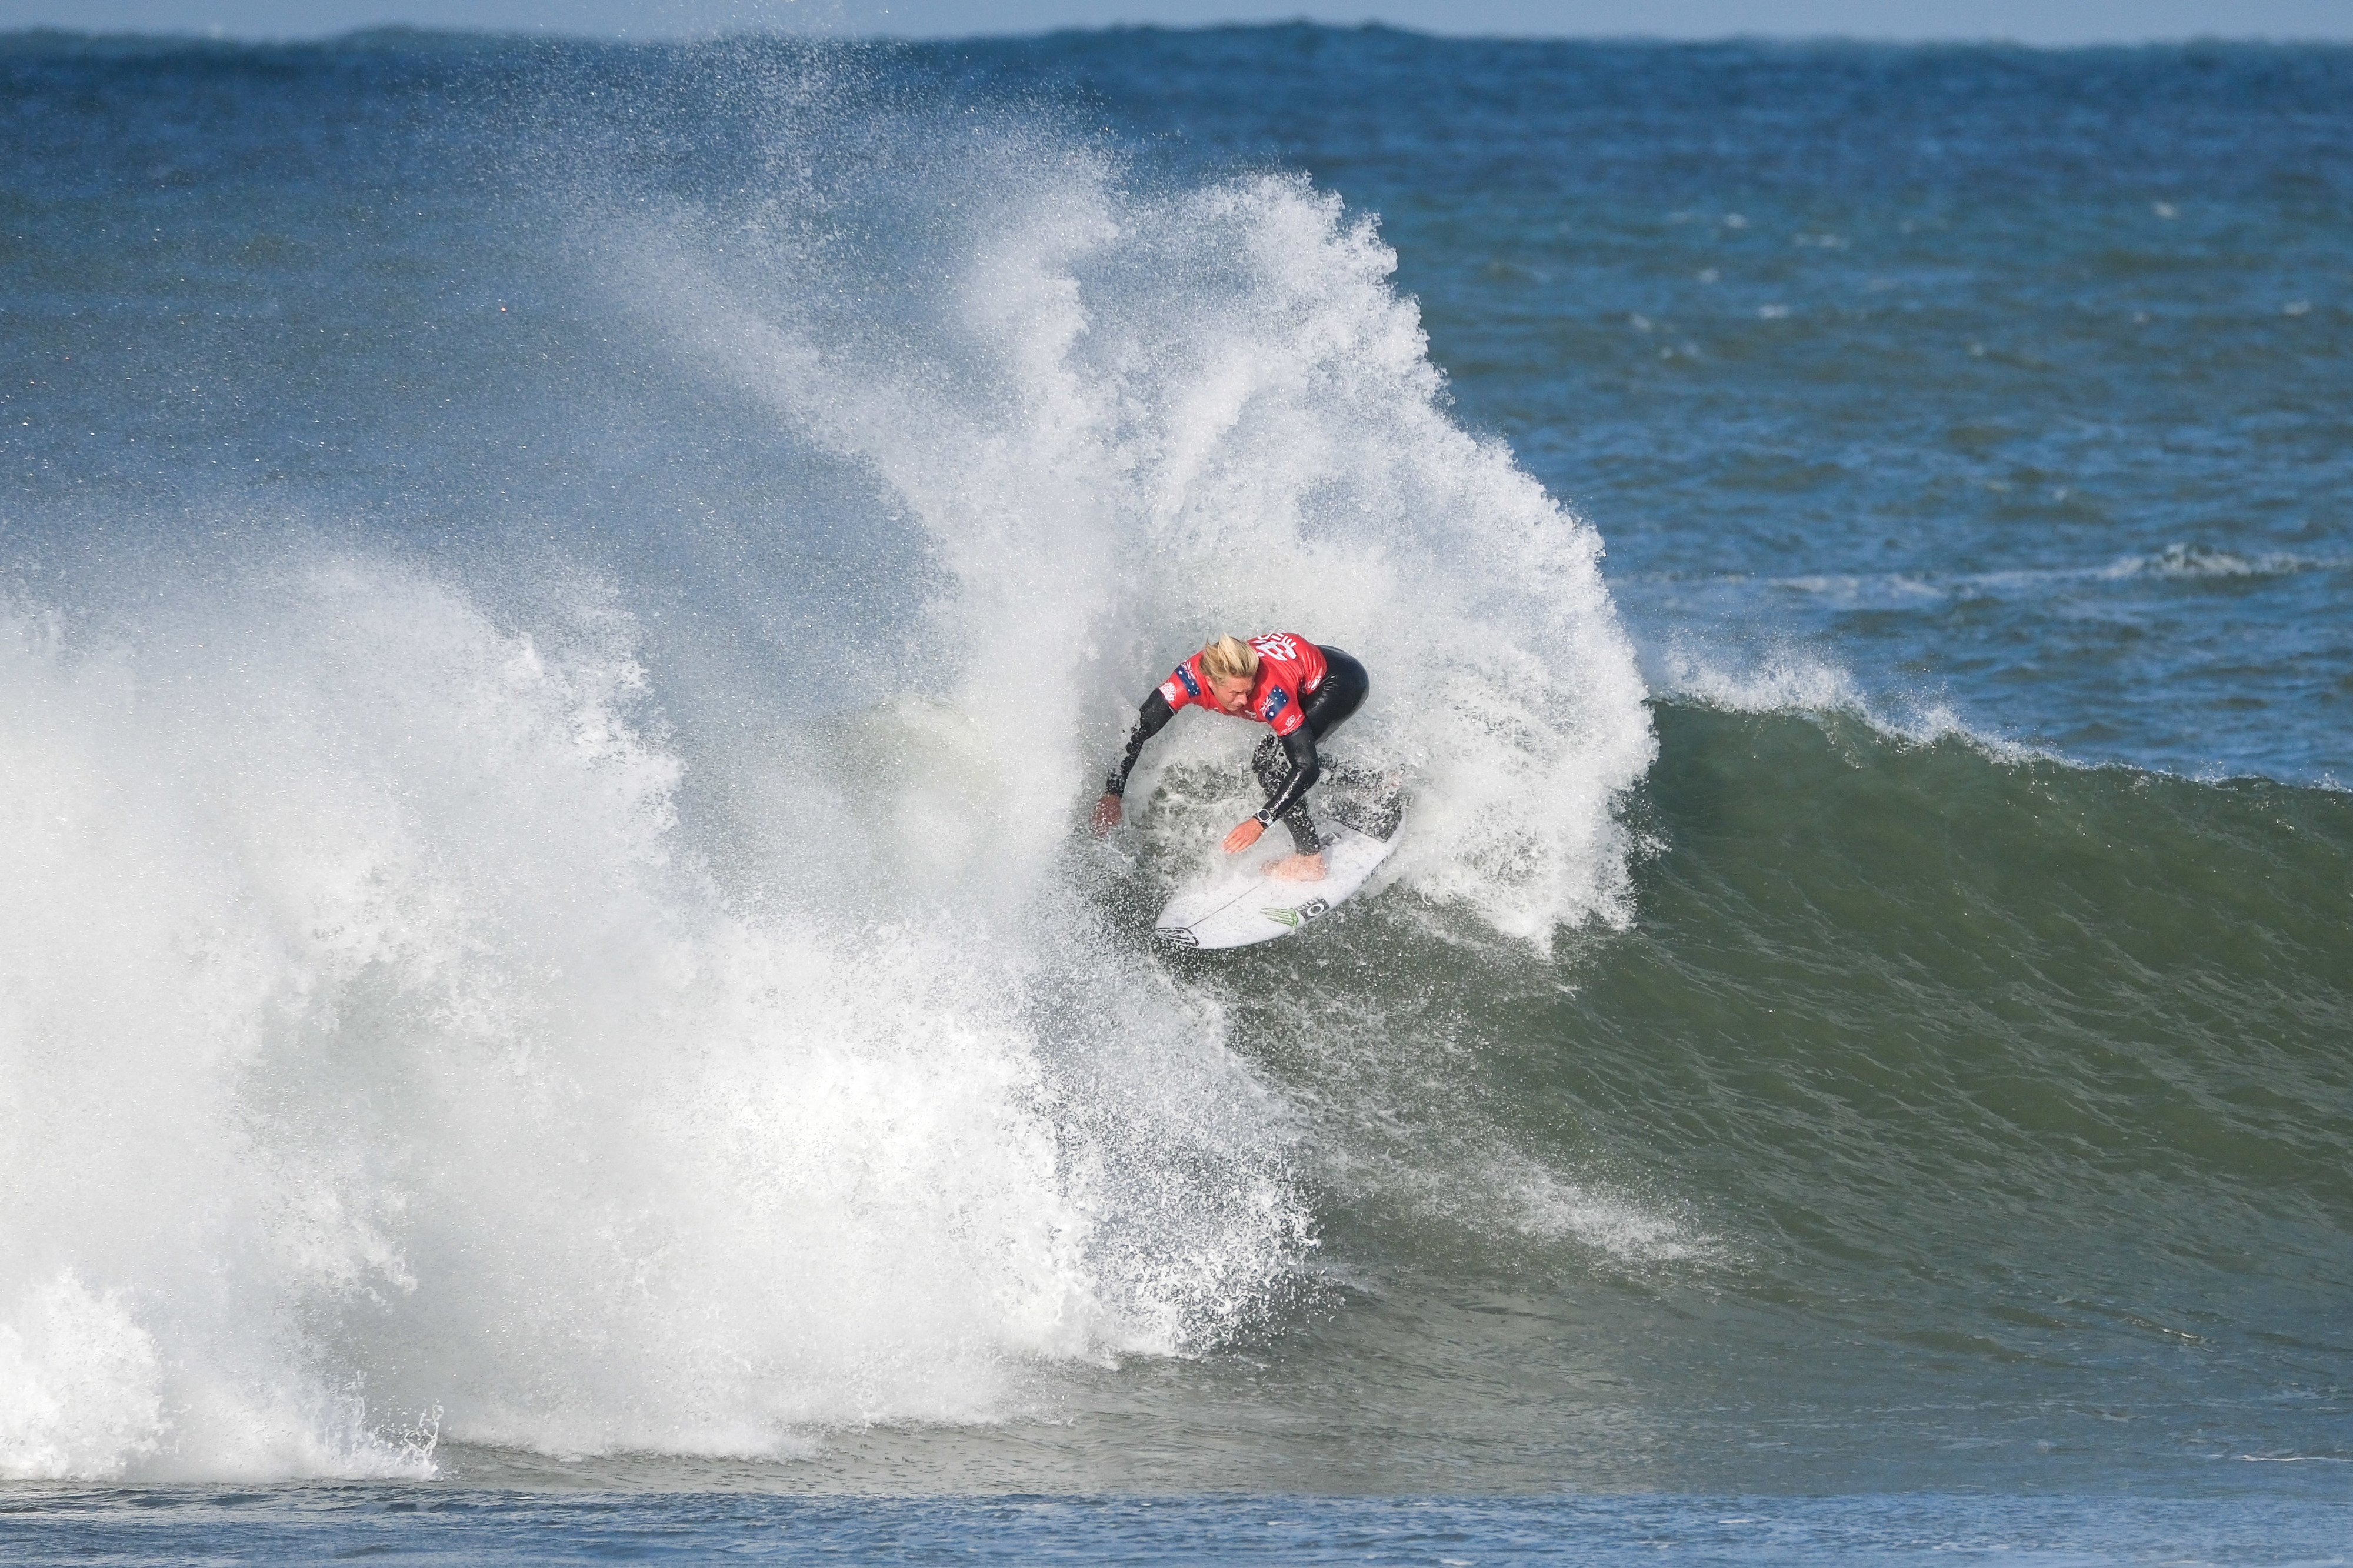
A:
1267,852,1327,882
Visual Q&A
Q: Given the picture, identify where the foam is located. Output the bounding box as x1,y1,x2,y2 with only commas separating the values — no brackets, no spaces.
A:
0,1273,164,1481
616,152,1652,942
2102,543,2347,580
1647,639,2059,767
0,563,1307,1479
1486,1161,1718,1267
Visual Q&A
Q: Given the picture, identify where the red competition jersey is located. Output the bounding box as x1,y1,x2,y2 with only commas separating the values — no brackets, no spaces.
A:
1157,633,1329,737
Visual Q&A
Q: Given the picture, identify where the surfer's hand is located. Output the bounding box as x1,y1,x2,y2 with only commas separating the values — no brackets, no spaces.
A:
1091,793,1124,835
1221,816,1265,854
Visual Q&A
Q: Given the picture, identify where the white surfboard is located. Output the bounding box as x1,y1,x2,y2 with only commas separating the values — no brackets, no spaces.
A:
1155,819,1398,950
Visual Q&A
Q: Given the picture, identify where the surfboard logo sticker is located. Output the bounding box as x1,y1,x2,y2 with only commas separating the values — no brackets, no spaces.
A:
1157,925,1200,946
1260,898,1330,929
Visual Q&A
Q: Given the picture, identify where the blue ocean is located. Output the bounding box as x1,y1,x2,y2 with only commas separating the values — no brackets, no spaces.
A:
2,24,2348,1564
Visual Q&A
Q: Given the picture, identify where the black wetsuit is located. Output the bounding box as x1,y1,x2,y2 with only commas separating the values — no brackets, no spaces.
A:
1104,646,1369,855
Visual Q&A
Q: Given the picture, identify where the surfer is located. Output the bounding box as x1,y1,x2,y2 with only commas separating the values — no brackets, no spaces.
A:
1091,632,1369,882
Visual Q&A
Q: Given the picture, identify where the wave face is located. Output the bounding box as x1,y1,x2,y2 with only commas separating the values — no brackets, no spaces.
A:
2,31,2348,1496
1099,703,2352,1495
1586,703,2353,1302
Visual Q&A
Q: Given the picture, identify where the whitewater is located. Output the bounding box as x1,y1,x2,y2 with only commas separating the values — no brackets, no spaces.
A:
0,39,1655,1482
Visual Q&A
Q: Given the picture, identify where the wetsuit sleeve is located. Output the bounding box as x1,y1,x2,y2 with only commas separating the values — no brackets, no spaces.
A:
1255,725,1321,825
1105,691,1175,796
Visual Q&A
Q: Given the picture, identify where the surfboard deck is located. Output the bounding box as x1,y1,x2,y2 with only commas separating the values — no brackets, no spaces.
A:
1155,814,1398,950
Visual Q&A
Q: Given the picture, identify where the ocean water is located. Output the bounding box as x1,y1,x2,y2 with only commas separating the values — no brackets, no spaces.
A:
2,24,2349,1564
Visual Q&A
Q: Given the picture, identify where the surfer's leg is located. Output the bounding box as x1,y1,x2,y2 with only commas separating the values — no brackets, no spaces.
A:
1297,646,1379,798
1304,646,1369,743
1244,650,1371,856
1252,734,1324,854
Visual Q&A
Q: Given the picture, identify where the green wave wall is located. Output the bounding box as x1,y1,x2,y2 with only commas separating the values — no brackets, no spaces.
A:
1198,702,2352,1490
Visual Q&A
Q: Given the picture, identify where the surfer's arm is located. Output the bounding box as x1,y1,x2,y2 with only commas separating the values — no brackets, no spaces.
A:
1104,691,1175,798
1253,726,1321,826
1094,690,1175,834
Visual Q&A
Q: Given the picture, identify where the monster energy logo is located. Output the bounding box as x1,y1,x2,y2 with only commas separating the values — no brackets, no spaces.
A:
1262,898,1331,929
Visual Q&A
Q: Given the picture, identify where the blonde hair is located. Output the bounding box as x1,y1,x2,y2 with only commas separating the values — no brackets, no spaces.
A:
1198,634,1259,683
